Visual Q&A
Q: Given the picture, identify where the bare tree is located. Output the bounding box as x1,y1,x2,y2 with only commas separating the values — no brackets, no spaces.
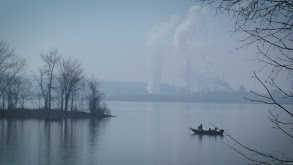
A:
0,75,32,110
18,77,33,109
36,92,42,109
87,77,110,116
3,76,33,110
6,76,21,110
57,58,84,111
1,74,9,109
35,69,49,109
198,0,293,164
75,79,87,112
88,78,102,114
36,49,61,109
0,41,26,98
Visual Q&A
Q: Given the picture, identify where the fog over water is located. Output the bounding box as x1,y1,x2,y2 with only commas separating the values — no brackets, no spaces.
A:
1,1,291,93
1,1,293,164
1,102,292,165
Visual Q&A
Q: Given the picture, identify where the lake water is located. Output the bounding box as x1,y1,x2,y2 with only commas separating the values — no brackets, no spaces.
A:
0,101,292,165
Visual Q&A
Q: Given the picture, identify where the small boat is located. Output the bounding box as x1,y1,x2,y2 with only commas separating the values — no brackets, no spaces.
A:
190,127,224,136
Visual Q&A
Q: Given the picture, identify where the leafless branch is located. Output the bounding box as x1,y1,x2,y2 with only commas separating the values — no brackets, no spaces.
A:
224,132,293,164
268,111,293,139
196,0,293,163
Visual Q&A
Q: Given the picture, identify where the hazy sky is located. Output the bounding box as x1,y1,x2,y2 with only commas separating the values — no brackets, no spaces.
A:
1,0,291,92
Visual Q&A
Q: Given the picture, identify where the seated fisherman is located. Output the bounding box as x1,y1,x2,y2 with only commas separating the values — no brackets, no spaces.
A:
198,124,203,130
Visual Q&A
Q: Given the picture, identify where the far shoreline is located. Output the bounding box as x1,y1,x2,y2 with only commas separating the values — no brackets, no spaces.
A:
104,98,293,105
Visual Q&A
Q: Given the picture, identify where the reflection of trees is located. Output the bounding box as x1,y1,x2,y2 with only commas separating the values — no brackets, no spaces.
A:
59,119,79,165
0,119,26,165
43,119,106,165
41,119,77,165
0,118,109,165
59,118,108,165
44,121,52,165
89,119,101,143
88,118,109,164
2,119,18,146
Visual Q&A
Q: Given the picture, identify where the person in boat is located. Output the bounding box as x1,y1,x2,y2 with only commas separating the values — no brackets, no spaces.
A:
198,124,203,130
214,127,218,131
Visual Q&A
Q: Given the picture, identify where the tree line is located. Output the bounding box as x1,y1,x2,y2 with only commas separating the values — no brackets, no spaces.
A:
0,41,110,116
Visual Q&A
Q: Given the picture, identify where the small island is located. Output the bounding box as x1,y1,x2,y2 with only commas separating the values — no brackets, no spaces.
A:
0,108,112,121
0,43,111,120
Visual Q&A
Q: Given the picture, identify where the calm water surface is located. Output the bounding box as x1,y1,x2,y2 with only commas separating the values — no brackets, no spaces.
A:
0,102,292,165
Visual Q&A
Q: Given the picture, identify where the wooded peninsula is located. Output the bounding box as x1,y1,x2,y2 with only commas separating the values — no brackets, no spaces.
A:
0,41,111,120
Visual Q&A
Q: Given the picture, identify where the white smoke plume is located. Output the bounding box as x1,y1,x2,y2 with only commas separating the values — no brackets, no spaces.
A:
173,6,213,93
145,15,179,94
145,5,259,93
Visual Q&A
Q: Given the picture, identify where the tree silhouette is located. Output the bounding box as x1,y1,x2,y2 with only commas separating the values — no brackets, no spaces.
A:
198,0,293,164
57,58,84,111
87,77,110,116
0,42,26,99
36,49,61,110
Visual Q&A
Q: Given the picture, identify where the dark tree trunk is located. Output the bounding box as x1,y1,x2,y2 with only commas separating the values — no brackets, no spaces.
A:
2,94,5,109
64,94,70,112
61,92,64,111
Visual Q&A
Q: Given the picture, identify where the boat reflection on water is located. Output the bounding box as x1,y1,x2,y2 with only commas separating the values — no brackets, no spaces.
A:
190,133,224,142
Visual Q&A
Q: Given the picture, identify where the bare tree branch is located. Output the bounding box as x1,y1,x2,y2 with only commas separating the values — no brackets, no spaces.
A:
224,132,293,164
196,0,293,164
0,41,26,99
